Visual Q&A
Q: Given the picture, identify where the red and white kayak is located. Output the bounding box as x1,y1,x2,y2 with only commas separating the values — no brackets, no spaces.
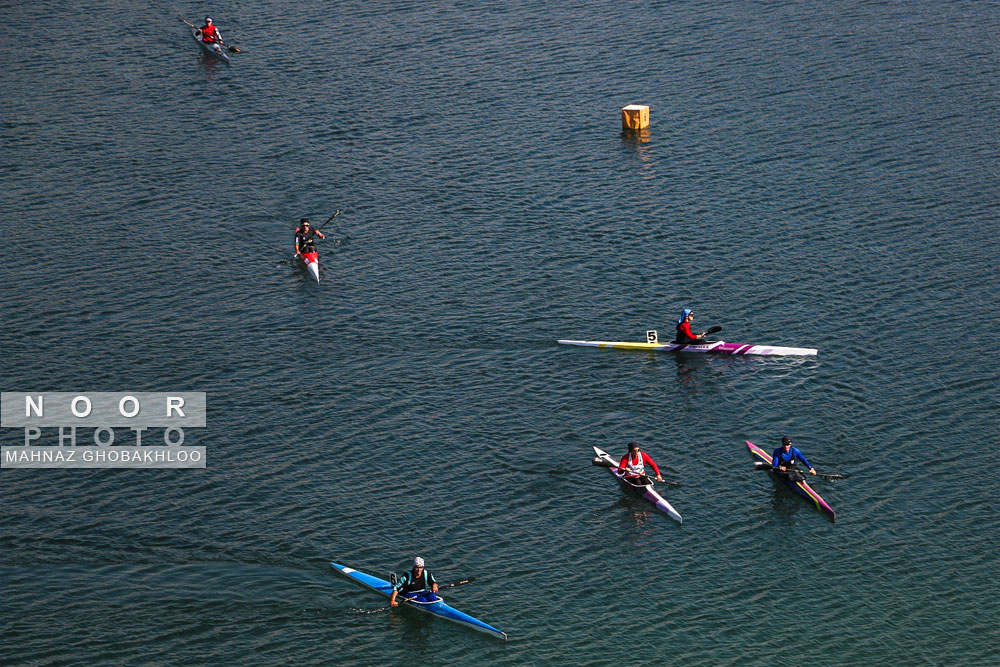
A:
299,250,320,283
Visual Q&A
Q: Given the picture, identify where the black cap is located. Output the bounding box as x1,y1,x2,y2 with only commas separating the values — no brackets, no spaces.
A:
781,435,792,446
300,218,310,224
628,441,640,449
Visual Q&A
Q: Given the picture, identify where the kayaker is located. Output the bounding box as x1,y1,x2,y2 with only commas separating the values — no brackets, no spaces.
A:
617,441,664,486
771,435,816,482
198,17,223,44
390,556,439,607
294,218,325,257
674,308,708,344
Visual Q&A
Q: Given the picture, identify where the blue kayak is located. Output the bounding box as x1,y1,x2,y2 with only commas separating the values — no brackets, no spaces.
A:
330,562,507,640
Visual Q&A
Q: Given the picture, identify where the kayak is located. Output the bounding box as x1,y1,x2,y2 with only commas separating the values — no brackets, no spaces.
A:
746,440,835,521
558,338,817,356
330,562,507,640
299,250,320,282
592,446,682,523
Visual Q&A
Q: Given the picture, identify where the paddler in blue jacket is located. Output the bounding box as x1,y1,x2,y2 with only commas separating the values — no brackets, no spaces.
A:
390,556,439,607
772,436,816,482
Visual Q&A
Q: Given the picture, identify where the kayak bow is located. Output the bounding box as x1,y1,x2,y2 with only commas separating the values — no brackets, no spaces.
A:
330,562,507,640
299,250,320,283
746,440,835,521
559,339,817,356
592,446,682,523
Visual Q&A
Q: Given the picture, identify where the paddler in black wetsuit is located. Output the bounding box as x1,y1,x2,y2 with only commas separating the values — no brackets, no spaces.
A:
390,557,439,607
674,308,708,344
294,218,325,258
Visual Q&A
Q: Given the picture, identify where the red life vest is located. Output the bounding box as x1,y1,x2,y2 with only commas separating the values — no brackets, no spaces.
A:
200,24,217,42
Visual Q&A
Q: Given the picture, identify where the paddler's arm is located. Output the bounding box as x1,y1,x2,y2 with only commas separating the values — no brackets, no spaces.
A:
796,448,816,475
315,230,326,240
617,454,628,474
644,453,664,482
389,575,405,607
429,573,438,594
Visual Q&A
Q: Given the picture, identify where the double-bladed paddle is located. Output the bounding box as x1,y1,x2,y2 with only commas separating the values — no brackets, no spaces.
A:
590,455,680,485
356,577,477,614
753,461,847,480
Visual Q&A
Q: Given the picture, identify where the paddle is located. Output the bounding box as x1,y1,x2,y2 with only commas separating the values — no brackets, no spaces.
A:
590,456,679,485
753,461,846,480
693,325,722,339
314,209,341,232
357,577,477,614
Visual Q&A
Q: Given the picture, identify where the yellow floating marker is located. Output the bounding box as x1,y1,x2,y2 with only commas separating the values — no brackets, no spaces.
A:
621,104,650,131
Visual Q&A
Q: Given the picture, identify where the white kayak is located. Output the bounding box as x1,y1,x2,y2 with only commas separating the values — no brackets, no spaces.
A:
592,446,682,523
558,338,817,356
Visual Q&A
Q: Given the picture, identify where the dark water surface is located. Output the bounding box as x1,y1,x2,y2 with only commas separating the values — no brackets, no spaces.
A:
2,1,998,665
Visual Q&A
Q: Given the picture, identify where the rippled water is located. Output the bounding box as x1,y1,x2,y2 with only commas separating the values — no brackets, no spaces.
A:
2,1,998,665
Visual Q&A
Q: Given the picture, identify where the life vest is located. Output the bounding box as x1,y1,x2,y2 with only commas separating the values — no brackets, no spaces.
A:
625,452,645,476
774,449,799,469
295,228,315,251
398,568,432,594
200,24,218,42
675,321,698,343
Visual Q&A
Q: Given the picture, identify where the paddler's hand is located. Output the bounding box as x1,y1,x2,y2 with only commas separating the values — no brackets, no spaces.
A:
390,598,399,607
779,465,787,472
808,468,816,475
656,475,663,482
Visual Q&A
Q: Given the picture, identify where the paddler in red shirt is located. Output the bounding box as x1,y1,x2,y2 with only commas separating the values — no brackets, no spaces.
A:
674,308,708,344
617,441,664,486
198,17,223,44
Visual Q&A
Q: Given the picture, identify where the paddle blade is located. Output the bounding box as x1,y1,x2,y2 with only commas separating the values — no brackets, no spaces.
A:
592,456,614,468
442,577,475,588
706,325,723,334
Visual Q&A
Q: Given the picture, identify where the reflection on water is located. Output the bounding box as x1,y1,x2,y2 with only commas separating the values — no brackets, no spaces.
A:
620,129,651,144
766,476,809,524
391,604,436,649
620,129,656,180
